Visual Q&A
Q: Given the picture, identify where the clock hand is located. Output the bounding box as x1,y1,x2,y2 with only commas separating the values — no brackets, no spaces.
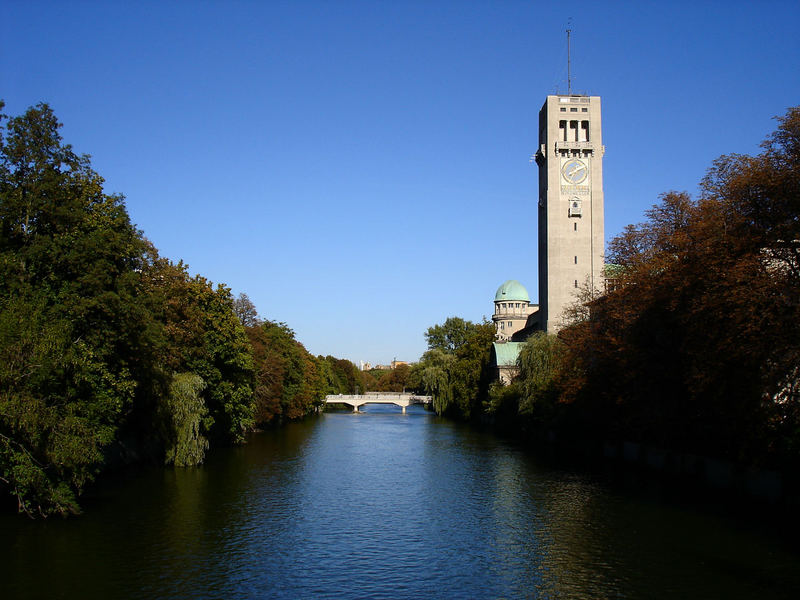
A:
567,165,583,177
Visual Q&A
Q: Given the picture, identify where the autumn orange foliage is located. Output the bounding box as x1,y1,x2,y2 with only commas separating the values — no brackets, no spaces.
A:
555,107,800,466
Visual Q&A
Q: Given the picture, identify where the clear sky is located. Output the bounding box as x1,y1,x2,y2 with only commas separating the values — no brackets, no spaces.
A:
2,1,799,365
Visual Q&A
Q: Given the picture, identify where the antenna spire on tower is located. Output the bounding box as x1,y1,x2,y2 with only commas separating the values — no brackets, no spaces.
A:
566,21,572,95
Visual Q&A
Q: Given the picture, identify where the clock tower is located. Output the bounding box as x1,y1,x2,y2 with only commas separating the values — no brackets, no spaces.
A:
535,95,605,332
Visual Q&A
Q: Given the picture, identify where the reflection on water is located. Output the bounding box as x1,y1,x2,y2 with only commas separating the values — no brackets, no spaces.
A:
1,403,799,599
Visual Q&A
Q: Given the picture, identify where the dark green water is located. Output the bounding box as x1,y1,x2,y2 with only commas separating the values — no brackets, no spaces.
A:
2,404,799,599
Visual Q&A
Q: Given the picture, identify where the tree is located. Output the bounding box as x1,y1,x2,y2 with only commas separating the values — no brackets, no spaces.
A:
555,106,800,464
142,257,255,444
0,102,338,516
418,348,455,415
375,364,410,392
233,293,261,327
424,317,475,353
417,317,495,419
318,355,364,395
517,332,569,418
161,373,209,467
246,321,324,424
0,103,155,515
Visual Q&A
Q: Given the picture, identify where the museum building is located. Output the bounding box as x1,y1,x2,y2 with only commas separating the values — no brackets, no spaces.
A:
490,92,606,383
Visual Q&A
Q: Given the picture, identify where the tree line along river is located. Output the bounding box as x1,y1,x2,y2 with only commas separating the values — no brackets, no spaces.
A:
2,404,800,599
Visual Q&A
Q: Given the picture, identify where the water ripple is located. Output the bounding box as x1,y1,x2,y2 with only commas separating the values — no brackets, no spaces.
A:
2,406,800,599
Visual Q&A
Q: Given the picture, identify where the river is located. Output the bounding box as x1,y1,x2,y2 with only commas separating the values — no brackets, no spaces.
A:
2,404,800,599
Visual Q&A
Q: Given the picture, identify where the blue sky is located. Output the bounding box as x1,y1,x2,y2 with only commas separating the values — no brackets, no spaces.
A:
2,1,799,364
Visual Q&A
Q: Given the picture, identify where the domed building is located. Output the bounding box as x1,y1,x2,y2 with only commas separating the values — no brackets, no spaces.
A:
491,280,540,384
492,280,538,342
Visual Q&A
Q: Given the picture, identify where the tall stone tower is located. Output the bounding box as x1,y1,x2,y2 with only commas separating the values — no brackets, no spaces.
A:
535,95,605,332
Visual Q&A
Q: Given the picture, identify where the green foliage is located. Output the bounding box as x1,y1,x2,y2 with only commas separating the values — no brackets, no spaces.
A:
517,333,568,418
247,321,325,424
374,364,411,392
424,317,474,353
405,362,424,393
0,298,85,516
417,318,495,419
360,369,379,392
161,373,209,467
482,332,574,433
319,355,364,395
0,104,149,515
486,380,521,423
0,102,349,516
418,348,455,414
447,322,495,419
142,258,255,444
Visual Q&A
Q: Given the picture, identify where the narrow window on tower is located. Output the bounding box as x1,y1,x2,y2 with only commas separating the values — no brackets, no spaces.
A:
581,121,590,142
569,121,579,142
574,280,578,288
559,120,567,142
574,256,578,264
574,223,577,231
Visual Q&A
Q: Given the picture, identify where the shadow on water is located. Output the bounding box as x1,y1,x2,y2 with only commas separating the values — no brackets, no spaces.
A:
1,408,799,599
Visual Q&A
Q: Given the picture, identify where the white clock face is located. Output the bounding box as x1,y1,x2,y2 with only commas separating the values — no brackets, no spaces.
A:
561,159,588,184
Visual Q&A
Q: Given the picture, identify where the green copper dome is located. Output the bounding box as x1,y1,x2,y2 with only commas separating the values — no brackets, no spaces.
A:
494,280,530,302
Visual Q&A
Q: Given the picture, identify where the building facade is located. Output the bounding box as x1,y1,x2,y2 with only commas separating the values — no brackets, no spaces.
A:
491,280,538,382
493,342,525,385
490,94,606,383
492,279,538,342
535,95,605,332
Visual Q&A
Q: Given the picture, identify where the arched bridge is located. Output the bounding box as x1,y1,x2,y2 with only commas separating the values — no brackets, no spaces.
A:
324,392,433,413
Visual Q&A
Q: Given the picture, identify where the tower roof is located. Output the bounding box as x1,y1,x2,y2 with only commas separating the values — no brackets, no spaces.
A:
494,280,530,303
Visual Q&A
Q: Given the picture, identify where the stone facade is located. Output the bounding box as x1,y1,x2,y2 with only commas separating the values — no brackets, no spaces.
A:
491,280,539,382
491,280,538,342
489,94,606,383
535,95,605,333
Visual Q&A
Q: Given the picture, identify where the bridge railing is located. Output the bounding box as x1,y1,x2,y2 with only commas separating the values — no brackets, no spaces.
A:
323,393,432,403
